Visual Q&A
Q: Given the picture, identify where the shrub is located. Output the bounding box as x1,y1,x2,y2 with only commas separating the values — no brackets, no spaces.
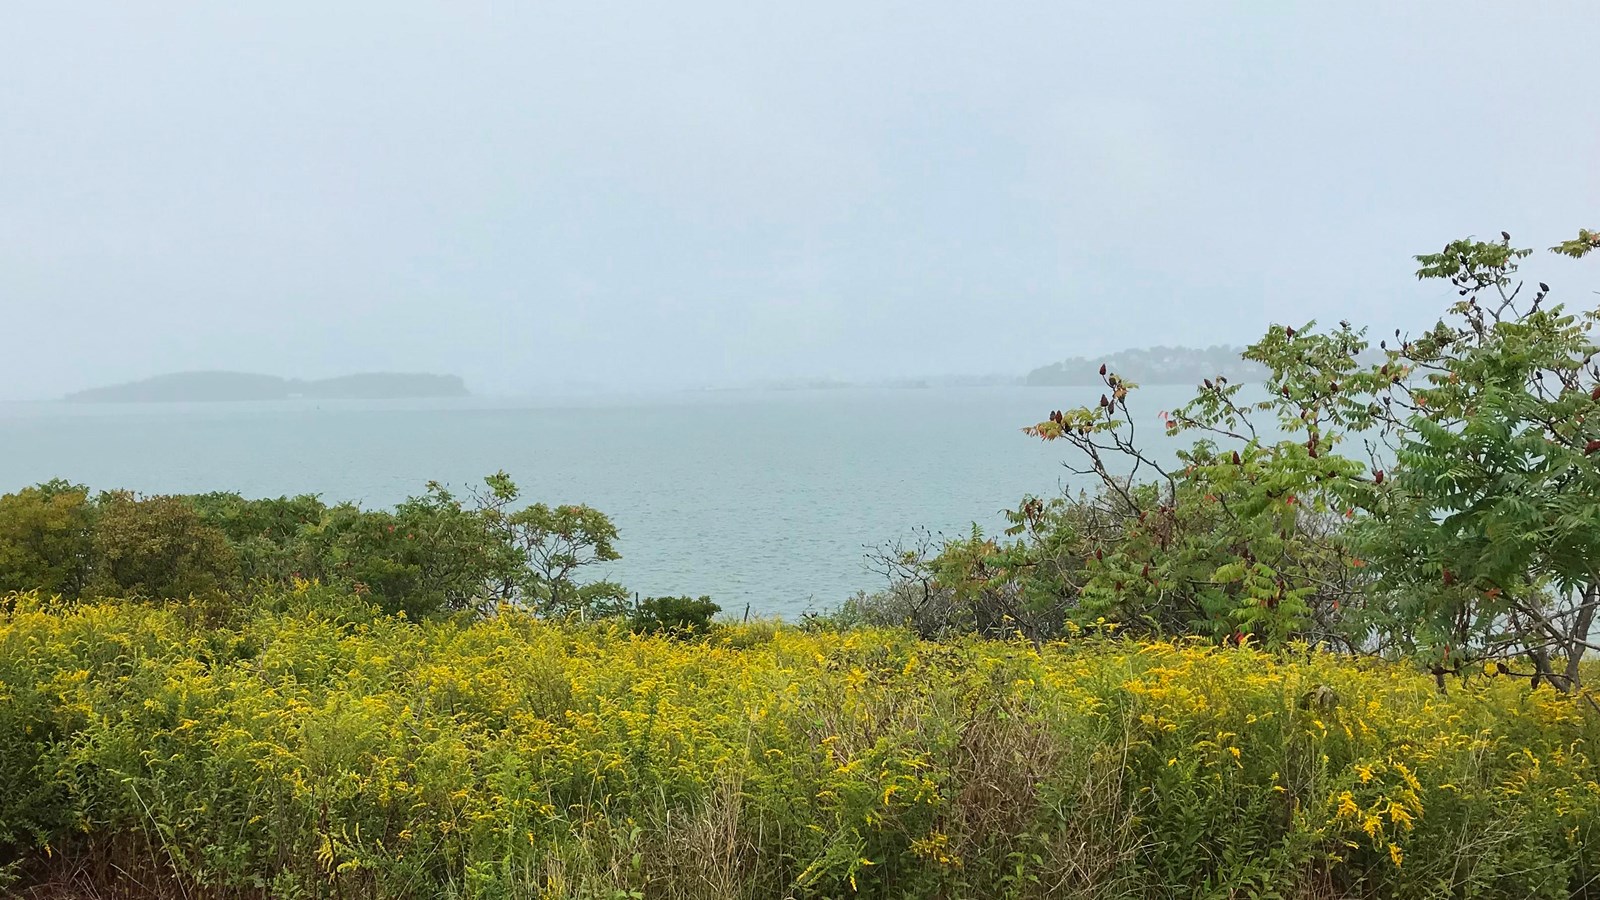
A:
631,594,721,635
187,490,330,587
87,491,238,602
0,481,95,599
0,473,630,623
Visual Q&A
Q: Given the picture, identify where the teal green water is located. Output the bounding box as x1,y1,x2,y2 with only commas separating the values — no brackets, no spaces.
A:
0,386,1200,617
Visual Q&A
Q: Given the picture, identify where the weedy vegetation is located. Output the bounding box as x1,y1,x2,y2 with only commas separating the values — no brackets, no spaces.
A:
3,227,1600,897
1,593,1596,898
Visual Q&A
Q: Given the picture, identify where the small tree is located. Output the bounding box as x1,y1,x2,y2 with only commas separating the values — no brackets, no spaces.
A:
296,481,516,619
475,472,626,619
1022,225,1600,689
1024,340,1370,647
1351,229,1600,689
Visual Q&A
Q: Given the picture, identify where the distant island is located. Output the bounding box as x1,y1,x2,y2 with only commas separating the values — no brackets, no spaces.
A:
735,374,1021,392
65,371,469,403
1024,346,1267,386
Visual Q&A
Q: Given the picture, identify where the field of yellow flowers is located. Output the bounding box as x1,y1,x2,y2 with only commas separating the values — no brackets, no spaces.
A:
1,588,1596,899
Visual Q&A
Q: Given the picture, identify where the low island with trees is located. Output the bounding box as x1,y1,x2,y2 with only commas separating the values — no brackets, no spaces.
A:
63,371,469,403
1024,345,1270,386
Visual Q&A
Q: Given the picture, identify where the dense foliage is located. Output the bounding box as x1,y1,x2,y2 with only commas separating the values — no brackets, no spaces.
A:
864,228,1600,695
0,473,631,622
1,594,1595,899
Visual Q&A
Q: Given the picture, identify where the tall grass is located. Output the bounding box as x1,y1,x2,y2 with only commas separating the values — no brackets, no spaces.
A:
1,588,1596,898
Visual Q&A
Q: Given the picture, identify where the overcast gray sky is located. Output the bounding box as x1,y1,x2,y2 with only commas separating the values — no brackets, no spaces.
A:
1,2,1596,399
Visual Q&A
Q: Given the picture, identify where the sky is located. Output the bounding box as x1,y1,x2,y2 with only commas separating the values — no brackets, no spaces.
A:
1,2,1596,399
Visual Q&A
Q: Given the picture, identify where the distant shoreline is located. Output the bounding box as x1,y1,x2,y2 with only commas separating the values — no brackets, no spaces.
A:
64,371,469,404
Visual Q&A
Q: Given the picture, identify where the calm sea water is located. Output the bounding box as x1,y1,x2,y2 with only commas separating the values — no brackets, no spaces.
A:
0,386,1199,618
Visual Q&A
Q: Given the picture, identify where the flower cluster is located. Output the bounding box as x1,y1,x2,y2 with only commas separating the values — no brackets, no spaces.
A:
1,594,1595,898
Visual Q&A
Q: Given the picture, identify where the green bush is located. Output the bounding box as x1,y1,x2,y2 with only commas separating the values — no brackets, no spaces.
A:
0,481,95,598
0,473,627,623
631,594,721,636
87,491,238,602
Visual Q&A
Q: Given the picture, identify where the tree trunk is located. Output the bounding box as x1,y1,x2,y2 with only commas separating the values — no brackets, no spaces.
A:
1529,645,1557,691
1563,583,1598,690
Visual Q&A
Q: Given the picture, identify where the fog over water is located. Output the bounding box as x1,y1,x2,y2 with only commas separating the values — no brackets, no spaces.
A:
0,386,1183,614
2,3,1597,400
2,3,1596,611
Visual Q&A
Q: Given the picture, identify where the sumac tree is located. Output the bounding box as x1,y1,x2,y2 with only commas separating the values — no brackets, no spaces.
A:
1015,227,1600,690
